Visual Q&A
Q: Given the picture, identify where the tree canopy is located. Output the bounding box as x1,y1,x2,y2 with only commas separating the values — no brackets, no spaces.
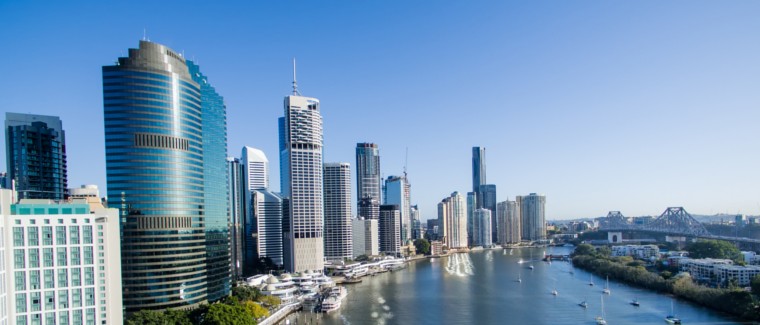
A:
204,303,256,325
686,240,741,261
414,238,431,255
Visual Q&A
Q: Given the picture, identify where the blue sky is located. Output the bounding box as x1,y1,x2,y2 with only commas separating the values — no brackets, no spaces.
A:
1,1,759,220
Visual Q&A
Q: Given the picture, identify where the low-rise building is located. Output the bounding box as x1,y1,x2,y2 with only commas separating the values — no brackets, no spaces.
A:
611,245,660,259
713,264,760,286
430,241,444,256
679,258,734,283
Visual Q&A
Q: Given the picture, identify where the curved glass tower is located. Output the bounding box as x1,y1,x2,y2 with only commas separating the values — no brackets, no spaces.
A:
103,41,229,312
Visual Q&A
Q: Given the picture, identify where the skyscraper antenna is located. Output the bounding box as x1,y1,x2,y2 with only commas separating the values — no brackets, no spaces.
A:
143,28,146,41
292,57,300,96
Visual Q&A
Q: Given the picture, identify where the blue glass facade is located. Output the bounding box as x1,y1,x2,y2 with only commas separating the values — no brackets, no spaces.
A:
187,60,231,302
5,113,67,200
103,41,228,312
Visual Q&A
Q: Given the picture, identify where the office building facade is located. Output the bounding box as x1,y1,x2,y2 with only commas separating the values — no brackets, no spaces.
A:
352,218,379,257
472,147,486,207
384,176,410,243
378,205,401,255
249,190,284,270
279,92,325,272
497,200,521,244
5,113,67,200
518,193,546,241
355,143,381,218
479,184,497,243
227,157,246,279
103,40,229,311
439,192,467,249
323,163,352,261
242,146,269,191
473,208,492,247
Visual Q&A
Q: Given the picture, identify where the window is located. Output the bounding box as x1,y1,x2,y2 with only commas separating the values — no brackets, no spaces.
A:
57,247,67,266
85,288,94,306
58,290,68,309
45,313,54,325
56,226,66,245
71,268,81,287
69,226,80,245
84,268,94,286
70,247,80,266
30,270,40,290
29,248,39,268
16,293,27,313
43,248,53,267
59,310,69,325
14,249,25,268
30,291,41,311
83,226,92,244
71,288,81,308
42,227,52,246
15,271,26,290
44,270,54,289
57,269,68,287
28,227,39,246
44,291,54,310
13,227,24,247
84,247,93,265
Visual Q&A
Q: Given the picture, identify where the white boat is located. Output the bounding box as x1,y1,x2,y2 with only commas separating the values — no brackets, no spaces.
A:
603,276,611,294
665,300,681,324
551,288,558,296
579,299,588,308
630,298,640,307
595,295,607,325
589,274,595,286
330,286,347,300
529,265,534,270
321,295,341,313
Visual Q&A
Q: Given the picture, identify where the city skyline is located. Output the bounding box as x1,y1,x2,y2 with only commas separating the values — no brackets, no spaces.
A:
2,2,760,219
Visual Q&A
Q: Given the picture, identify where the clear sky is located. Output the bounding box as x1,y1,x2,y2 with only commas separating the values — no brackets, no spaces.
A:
1,1,759,220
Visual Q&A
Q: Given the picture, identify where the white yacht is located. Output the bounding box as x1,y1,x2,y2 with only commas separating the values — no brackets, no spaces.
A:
330,286,348,301
321,295,342,313
603,276,611,294
596,295,607,325
665,300,681,324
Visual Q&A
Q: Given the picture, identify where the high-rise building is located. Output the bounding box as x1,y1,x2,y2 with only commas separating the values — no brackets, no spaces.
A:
497,200,522,244
249,190,284,270
378,205,401,255
186,59,230,302
384,175,411,243
518,193,546,241
1,189,123,324
474,208,493,247
466,192,477,246
410,205,423,240
479,184,497,242
0,172,8,189
242,146,269,190
439,192,467,248
356,143,381,218
279,71,325,272
472,147,486,207
352,218,379,257
426,219,440,240
323,163,352,261
227,157,246,279
103,40,229,311
5,113,67,200
358,197,380,221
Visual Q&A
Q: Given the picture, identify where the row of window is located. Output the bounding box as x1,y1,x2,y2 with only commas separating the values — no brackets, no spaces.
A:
13,226,94,247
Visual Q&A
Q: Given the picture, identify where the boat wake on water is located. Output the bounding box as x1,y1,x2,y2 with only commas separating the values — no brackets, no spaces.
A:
445,253,474,276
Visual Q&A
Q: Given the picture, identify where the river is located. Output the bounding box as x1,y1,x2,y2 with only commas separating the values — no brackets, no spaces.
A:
283,246,749,324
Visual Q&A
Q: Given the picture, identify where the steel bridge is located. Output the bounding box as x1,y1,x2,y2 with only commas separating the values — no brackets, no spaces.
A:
599,207,760,248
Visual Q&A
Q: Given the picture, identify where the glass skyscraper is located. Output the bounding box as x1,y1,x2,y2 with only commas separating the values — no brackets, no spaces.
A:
356,143,381,218
227,157,245,280
472,147,486,207
323,162,352,261
5,113,67,200
103,40,229,312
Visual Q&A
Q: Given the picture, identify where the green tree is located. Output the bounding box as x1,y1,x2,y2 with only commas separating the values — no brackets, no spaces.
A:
355,254,369,262
232,285,262,302
414,238,431,255
686,240,741,261
126,310,168,325
752,274,760,295
258,295,281,308
242,300,270,319
164,309,193,325
203,303,255,325
573,243,595,256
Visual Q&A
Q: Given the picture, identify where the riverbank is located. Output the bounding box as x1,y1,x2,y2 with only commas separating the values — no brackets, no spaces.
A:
572,253,759,321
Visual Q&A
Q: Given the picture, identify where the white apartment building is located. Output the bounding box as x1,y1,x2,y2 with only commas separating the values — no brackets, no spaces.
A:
0,190,122,325
679,258,734,283
611,245,660,259
352,218,378,258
